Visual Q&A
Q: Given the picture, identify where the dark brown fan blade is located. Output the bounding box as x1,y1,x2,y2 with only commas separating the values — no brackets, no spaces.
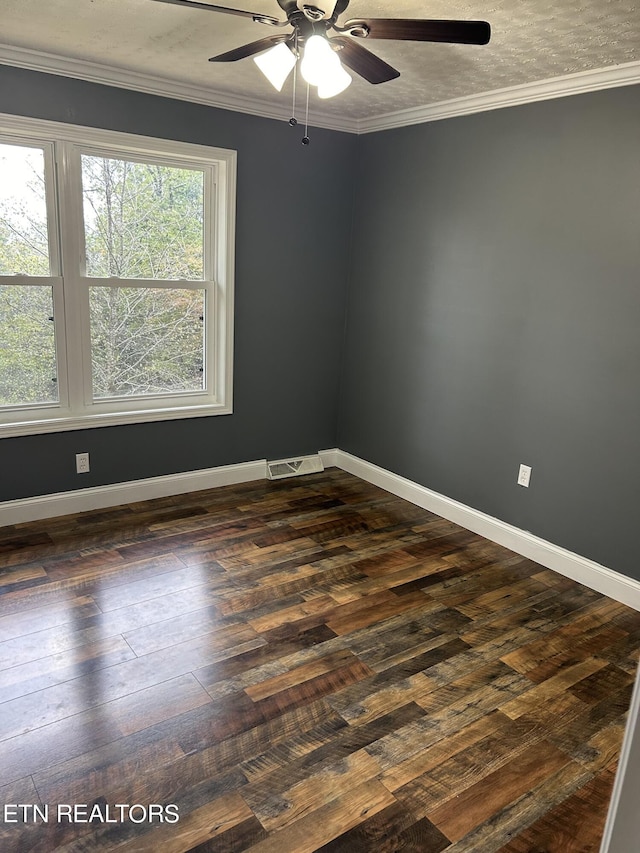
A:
341,18,491,45
331,0,350,17
151,0,284,26
330,37,399,84
209,35,288,62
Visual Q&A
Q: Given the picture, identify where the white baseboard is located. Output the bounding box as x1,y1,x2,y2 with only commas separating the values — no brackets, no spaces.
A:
334,450,640,612
3,446,639,613
0,459,267,527
1,451,341,528
318,448,340,469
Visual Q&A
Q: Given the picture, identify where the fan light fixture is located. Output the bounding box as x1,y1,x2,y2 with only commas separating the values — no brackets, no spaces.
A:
151,0,491,141
254,34,351,99
317,51,351,98
253,42,297,92
300,34,332,86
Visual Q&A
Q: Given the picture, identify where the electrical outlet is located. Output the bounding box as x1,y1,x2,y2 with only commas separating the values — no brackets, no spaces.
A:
517,464,532,488
76,452,90,474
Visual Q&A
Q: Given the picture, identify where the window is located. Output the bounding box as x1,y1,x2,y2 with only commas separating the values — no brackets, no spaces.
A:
0,115,235,437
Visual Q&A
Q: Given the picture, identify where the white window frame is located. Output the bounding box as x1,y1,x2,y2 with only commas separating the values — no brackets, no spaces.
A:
0,113,236,438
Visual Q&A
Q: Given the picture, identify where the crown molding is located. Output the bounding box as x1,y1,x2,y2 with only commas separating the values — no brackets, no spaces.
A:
356,60,640,133
0,43,357,134
1,43,639,136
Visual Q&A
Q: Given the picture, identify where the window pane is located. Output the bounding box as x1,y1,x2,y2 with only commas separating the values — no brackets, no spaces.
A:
0,144,50,275
90,287,205,399
81,156,204,279
0,285,58,405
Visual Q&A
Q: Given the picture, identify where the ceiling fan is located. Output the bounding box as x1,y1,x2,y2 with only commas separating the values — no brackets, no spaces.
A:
151,0,491,96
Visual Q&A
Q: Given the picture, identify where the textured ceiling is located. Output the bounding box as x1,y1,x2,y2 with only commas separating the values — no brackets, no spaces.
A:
0,0,639,126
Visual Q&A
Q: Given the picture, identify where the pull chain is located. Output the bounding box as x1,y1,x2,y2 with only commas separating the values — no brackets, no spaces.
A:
302,81,310,145
289,32,298,128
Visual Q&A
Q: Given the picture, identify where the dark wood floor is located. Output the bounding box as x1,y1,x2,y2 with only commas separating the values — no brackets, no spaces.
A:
1,469,639,853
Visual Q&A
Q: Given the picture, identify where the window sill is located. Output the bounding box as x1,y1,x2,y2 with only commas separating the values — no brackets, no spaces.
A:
0,401,233,438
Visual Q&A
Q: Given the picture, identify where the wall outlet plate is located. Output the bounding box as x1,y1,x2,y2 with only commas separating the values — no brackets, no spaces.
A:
518,463,532,487
76,452,90,474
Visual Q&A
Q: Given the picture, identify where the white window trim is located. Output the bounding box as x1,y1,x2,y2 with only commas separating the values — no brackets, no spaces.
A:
0,112,236,438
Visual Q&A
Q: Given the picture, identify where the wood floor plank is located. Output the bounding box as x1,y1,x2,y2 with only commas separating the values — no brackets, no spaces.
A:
240,702,425,787
33,729,187,806
248,595,339,634
0,674,212,781
495,769,617,853
109,791,254,853
380,709,514,792
0,629,264,740
192,624,338,694
425,740,573,842
243,780,398,853
315,800,450,853
522,625,628,683
441,760,593,853
547,683,633,758
0,594,99,644
248,656,375,723
251,749,383,832
575,722,627,773
569,662,633,704
499,657,609,719
500,599,630,674
326,589,430,635
0,634,137,703
0,553,186,616
244,649,360,702
123,611,257,657
370,669,531,775
0,469,638,853
91,561,219,611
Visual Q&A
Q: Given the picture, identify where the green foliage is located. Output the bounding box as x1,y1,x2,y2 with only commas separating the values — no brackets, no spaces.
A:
0,286,58,406
82,156,204,280
90,286,204,398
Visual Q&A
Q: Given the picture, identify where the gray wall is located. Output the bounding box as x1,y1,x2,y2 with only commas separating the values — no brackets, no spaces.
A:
0,65,357,501
339,85,640,579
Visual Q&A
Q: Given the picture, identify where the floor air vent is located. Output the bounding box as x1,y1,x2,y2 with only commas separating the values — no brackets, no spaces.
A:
267,455,324,480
